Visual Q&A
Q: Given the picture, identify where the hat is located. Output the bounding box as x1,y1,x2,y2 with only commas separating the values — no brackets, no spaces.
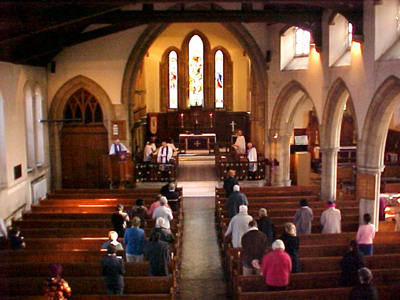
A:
325,201,336,208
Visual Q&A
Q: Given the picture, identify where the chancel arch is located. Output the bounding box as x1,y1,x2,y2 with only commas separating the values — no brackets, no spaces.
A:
122,20,268,148
49,75,115,188
358,76,400,228
270,81,319,187
320,78,358,201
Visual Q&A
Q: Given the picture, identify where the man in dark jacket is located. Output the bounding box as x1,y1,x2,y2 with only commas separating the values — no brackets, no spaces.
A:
101,244,125,295
144,232,170,276
226,185,248,218
241,220,268,275
223,169,238,198
164,183,180,212
340,240,365,287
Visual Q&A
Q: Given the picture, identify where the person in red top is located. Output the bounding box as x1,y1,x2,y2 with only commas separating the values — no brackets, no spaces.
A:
261,239,292,291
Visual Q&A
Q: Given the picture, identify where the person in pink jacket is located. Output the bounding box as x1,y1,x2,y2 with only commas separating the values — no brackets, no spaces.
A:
261,239,292,291
356,213,375,255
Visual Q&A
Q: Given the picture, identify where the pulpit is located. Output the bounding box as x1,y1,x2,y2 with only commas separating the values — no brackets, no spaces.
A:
106,153,134,188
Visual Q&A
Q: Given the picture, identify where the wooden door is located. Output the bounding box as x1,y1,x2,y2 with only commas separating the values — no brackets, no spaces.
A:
61,124,108,188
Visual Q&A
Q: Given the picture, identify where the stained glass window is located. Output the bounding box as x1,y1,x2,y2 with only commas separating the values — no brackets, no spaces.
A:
215,50,224,108
347,23,353,49
188,35,204,107
168,51,178,109
295,28,311,56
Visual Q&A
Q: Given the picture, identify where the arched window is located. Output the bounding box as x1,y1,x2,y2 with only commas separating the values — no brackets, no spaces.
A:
169,51,178,109
159,32,232,111
34,85,45,165
64,88,103,123
24,84,36,170
188,35,204,107
215,50,224,109
295,28,311,56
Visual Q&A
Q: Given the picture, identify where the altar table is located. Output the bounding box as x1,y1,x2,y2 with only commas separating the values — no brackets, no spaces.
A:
179,133,216,151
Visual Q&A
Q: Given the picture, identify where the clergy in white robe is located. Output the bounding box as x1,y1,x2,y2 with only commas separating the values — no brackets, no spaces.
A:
109,139,129,155
233,130,246,154
143,142,156,162
157,142,173,171
247,142,258,172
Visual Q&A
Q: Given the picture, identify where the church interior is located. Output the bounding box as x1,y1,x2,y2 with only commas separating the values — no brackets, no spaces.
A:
1,0,400,299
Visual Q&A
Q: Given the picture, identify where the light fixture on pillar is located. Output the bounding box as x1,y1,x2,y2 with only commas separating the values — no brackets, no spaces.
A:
273,133,279,139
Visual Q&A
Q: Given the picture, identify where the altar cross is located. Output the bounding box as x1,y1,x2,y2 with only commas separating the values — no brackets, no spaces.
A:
194,140,201,148
230,121,237,132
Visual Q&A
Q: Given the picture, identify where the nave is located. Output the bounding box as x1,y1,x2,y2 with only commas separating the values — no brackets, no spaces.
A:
2,154,400,299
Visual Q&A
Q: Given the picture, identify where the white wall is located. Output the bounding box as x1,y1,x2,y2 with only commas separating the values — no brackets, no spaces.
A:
375,0,399,60
329,14,350,66
48,26,147,106
0,62,50,221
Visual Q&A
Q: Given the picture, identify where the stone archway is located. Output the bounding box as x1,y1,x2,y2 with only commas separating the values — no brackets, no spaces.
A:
270,80,318,186
121,16,268,152
357,76,400,227
49,75,115,188
320,78,357,201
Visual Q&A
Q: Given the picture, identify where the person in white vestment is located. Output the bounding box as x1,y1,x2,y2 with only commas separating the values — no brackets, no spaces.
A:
233,130,246,155
247,142,257,179
166,139,178,155
109,139,129,155
157,141,173,180
143,141,156,163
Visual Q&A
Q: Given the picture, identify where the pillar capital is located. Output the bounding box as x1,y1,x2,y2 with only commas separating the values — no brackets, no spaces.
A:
319,146,340,154
357,165,385,175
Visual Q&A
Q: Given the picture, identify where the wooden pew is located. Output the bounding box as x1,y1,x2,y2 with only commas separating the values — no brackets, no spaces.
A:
1,296,173,300
0,261,176,278
0,276,176,296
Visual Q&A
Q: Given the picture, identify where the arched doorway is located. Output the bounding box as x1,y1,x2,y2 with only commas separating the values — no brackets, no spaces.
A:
61,88,108,188
49,75,115,189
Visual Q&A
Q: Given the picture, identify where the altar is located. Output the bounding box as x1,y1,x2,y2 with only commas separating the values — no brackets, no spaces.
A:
179,133,216,151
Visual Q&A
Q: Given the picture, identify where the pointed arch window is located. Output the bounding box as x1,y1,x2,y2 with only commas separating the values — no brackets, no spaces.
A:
188,35,204,107
215,50,224,109
168,51,178,109
347,23,353,49
64,89,103,124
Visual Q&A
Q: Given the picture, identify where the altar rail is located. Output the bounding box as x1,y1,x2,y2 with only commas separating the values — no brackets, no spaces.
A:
215,144,266,181
134,162,178,182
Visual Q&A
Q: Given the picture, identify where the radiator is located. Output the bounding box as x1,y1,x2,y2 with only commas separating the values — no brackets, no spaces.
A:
31,177,47,205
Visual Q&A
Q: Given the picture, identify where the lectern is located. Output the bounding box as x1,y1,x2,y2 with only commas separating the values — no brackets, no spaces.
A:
107,153,133,188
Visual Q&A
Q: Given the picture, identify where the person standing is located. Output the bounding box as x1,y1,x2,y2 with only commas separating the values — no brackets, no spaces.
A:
157,141,173,180
9,227,26,250
129,199,149,228
224,205,253,248
232,129,246,154
294,199,314,234
150,218,175,245
320,201,341,233
261,239,292,291
144,232,170,276
223,169,239,198
101,245,125,295
226,185,248,218
152,197,173,229
102,231,124,251
241,220,268,275
143,141,156,163
257,208,276,246
340,240,365,287
109,139,129,155
124,217,146,262
356,213,376,256
348,268,378,300
164,183,180,212
42,263,72,300
247,142,258,180
111,205,130,238
280,223,300,273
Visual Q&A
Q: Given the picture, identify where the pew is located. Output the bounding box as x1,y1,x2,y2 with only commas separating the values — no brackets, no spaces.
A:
0,276,176,296
1,296,173,300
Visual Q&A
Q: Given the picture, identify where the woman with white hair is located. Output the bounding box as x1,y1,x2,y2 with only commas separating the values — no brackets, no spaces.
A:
261,239,292,291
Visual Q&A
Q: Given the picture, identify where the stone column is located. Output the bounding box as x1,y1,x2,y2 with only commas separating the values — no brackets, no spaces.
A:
271,134,291,186
320,147,339,202
357,165,384,230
